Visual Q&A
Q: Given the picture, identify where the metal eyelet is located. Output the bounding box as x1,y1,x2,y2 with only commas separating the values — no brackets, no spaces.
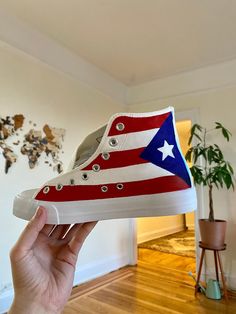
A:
116,183,124,190
82,173,88,180
101,185,108,192
109,138,118,147
43,186,50,194
92,164,100,172
102,152,110,160
70,179,75,185
116,122,125,131
56,184,63,191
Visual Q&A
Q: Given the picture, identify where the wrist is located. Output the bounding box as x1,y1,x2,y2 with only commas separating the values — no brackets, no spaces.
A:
8,298,62,314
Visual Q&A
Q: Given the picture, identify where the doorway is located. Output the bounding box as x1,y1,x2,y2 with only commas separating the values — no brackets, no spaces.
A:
128,108,203,272
136,119,196,272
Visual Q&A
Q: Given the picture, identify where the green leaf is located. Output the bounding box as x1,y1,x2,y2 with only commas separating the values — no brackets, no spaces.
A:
222,128,230,141
193,147,199,163
207,147,214,164
185,148,193,162
197,147,207,161
215,122,232,141
215,122,223,129
227,162,234,174
213,144,224,161
188,124,203,145
222,172,233,189
190,165,205,185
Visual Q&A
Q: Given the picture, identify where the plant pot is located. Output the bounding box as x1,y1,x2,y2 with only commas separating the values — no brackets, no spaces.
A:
199,219,227,248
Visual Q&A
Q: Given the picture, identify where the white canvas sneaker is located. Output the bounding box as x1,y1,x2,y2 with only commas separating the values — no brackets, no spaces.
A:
13,107,197,224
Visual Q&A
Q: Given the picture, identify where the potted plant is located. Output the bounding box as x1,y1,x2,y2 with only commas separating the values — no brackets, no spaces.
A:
185,122,234,248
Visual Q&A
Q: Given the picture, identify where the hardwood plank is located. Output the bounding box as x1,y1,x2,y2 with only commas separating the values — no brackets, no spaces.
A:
63,249,236,314
104,282,212,314
138,248,196,272
108,276,236,314
90,288,178,314
64,296,129,314
137,260,195,278
69,266,133,300
126,274,196,299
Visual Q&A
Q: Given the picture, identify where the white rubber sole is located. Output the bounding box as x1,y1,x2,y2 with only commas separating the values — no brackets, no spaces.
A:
13,187,197,224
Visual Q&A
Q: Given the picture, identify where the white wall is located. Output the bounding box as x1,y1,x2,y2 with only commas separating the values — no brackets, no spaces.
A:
128,75,236,289
0,43,129,312
137,215,184,244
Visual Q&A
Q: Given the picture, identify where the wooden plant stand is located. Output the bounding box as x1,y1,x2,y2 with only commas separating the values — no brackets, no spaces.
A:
195,241,228,301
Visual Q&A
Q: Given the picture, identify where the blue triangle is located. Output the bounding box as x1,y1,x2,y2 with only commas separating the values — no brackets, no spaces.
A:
140,113,191,186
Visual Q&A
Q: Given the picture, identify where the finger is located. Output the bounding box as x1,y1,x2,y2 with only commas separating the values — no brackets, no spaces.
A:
11,206,47,260
63,223,83,242
50,224,71,240
40,224,55,236
68,221,97,256
56,222,97,268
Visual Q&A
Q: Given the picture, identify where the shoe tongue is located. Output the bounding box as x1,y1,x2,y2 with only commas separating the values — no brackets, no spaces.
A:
72,125,106,168
73,144,98,168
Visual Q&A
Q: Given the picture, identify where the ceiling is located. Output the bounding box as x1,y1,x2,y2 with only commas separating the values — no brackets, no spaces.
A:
1,0,236,85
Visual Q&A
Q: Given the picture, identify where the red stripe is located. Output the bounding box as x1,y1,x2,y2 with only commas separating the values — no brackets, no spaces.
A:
35,176,190,202
82,147,147,170
108,112,170,136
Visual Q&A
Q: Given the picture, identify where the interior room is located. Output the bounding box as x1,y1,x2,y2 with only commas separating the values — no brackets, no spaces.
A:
0,1,236,313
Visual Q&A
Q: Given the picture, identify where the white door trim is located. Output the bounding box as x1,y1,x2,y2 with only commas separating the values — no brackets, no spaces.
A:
128,107,204,276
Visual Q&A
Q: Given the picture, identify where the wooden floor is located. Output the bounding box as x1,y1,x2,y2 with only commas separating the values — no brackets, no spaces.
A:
63,248,236,313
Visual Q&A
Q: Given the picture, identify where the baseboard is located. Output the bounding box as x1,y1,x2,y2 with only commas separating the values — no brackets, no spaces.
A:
137,225,184,244
73,254,129,286
0,287,13,314
0,254,129,314
228,275,236,291
204,269,236,291
70,266,133,300
186,223,195,230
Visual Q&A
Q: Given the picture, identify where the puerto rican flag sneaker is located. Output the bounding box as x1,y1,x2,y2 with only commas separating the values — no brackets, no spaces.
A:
13,107,197,224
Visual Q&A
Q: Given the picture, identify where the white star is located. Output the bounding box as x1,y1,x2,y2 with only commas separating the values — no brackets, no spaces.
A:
157,140,175,161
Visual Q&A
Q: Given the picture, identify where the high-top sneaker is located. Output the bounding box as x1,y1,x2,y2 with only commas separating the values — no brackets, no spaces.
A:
13,107,197,224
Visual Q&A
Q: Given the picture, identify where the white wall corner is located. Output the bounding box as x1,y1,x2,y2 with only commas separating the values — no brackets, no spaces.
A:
128,218,138,265
126,58,236,105
2,8,236,109
0,8,127,106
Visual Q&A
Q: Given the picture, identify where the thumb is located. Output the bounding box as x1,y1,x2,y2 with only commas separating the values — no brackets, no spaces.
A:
11,206,47,261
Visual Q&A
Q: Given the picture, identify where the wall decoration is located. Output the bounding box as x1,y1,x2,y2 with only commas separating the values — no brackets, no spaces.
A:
0,114,65,174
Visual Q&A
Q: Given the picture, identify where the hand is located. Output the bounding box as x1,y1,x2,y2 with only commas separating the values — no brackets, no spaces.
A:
9,206,97,314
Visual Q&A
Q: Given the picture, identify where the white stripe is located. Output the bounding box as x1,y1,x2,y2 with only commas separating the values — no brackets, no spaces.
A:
47,162,173,186
105,128,160,152
77,128,160,170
